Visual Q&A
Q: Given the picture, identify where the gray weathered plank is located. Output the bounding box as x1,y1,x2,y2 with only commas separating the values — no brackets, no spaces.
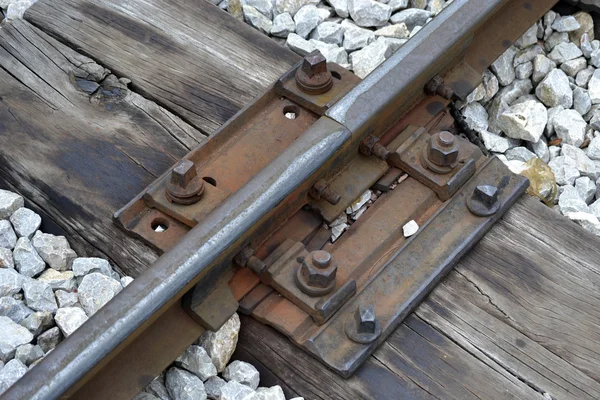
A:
24,0,299,135
0,19,203,275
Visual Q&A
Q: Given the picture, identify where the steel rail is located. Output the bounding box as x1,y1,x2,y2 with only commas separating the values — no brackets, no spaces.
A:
1,0,555,398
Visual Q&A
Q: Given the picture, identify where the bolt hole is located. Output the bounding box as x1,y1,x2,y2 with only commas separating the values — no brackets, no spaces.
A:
331,71,342,80
151,218,169,233
202,177,217,187
283,105,300,120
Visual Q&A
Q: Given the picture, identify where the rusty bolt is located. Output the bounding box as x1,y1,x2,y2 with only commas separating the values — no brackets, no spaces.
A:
295,51,333,95
359,135,389,161
234,247,267,275
427,131,459,168
424,75,454,100
296,250,338,296
466,184,500,217
309,179,341,205
165,160,205,205
345,303,381,344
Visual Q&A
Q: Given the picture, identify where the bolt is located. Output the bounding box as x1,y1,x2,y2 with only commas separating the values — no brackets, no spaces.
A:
246,256,267,275
295,51,333,94
355,304,377,334
296,250,338,296
165,160,205,205
302,53,328,77
309,179,342,205
473,184,498,207
359,135,390,161
427,131,459,168
424,75,454,100
234,247,267,275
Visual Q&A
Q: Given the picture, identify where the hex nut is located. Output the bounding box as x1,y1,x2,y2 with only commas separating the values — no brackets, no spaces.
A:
296,250,337,296
427,131,459,168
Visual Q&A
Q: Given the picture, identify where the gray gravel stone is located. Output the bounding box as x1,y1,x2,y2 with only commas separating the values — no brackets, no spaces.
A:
325,0,348,17
389,8,430,30
535,68,573,108
23,278,57,313
505,147,536,162
553,109,587,147
552,15,580,32
175,345,217,382
54,307,88,337
348,0,390,27
271,13,295,37
294,5,329,38
515,61,533,80
374,23,409,39
565,211,600,236
36,326,62,353
205,376,226,400
576,66,595,88
38,269,76,292
14,343,43,366
559,185,589,214
548,42,583,64
0,316,33,362
55,289,79,308
387,0,408,12
532,54,556,85
562,144,599,179
513,44,544,67
0,221,17,250
19,311,53,336
575,176,597,204
198,313,240,373
144,377,171,400
487,80,534,134
220,381,254,400
545,105,564,138
166,367,207,400
465,69,498,104
0,190,24,220
0,359,27,395
544,31,569,52
120,276,134,288
134,393,160,400
514,23,538,49
588,69,600,104
309,39,348,66
0,269,23,297
78,272,122,316
0,248,13,269
591,196,600,218
573,87,592,115
479,131,519,153
342,23,375,51
275,0,319,17
286,33,315,55
581,33,594,58
254,386,286,400
13,238,45,278
461,102,488,132
242,0,273,18
490,46,517,86
587,136,600,160
8,208,40,241
31,231,76,271
549,156,580,185
349,37,394,78
529,138,550,163
72,257,113,280
0,297,32,324
497,100,547,143
223,360,260,390
243,5,273,34
560,57,587,77
311,21,344,44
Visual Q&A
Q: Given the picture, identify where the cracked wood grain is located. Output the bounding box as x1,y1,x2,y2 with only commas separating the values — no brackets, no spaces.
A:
0,20,204,275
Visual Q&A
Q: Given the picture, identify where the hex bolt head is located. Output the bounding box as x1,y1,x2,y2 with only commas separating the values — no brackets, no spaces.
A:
302,53,328,78
296,250,338,296
309,179,342,205
466,184,501,217
427,131,459,168
345,303,382,344
356,304,377,334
